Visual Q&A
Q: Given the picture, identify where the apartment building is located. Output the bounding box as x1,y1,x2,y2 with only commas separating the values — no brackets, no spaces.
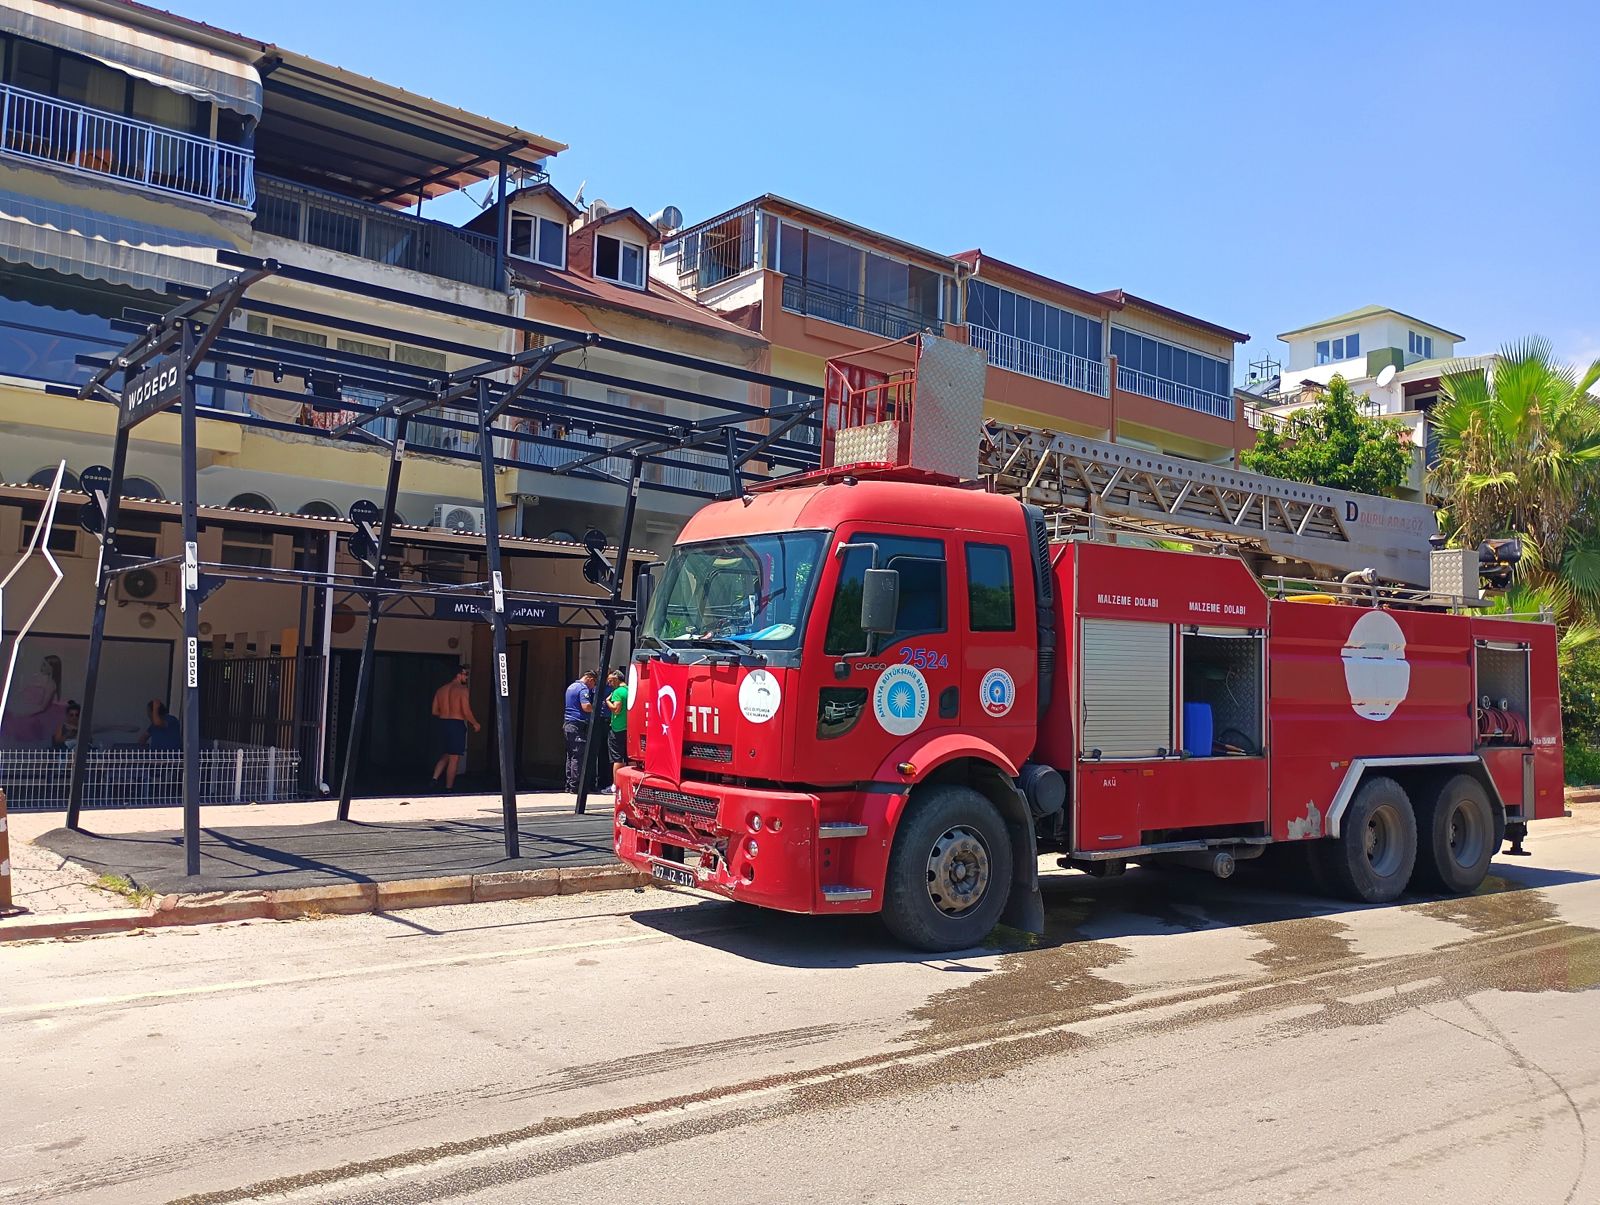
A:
0,2,763,794
1246,305,1491,500
654,198,1251,465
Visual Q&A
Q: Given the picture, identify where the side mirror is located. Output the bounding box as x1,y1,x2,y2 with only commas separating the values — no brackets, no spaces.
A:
634,564,656,630
860,567,900,634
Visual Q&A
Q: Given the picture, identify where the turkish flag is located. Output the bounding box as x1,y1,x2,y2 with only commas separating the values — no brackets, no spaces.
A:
643,659,689,784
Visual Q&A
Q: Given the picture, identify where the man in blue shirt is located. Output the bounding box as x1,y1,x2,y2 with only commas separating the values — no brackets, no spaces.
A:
563,670,596,792
140,700,181,750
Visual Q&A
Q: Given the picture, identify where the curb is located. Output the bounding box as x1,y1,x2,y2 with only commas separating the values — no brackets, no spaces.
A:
0,863,650,943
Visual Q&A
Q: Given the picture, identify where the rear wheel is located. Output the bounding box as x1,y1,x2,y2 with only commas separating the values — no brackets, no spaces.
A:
1412,774,1495,894
1316,775,1417,904
881,785,1013,952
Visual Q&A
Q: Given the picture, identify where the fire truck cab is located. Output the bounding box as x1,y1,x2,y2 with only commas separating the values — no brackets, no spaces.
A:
612,337,1563,951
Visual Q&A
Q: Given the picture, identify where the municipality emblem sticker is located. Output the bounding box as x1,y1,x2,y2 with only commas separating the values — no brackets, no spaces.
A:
980,668,1015,717
873,664,929,736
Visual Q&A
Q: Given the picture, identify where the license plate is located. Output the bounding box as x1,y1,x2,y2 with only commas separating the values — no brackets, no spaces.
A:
651,863,696,888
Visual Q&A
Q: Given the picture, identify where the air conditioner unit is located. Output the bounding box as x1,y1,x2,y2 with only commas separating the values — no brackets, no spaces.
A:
432,504,485,534
117,565,180,605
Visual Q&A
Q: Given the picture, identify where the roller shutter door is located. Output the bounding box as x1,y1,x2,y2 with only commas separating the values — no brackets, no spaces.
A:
1081,618,1172,758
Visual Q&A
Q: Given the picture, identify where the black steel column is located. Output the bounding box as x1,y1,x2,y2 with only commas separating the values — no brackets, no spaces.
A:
65,426,130,830
336,417,408,820
289,541,309,795
478,379,520,858
493,157,508,288
575,456,642,816
178,321,202,876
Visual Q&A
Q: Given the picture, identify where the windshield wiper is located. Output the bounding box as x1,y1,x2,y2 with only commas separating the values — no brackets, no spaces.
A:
684,635,763,660
636,634,677,661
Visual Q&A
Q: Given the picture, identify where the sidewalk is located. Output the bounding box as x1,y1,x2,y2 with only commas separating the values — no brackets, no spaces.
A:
2,791,640,940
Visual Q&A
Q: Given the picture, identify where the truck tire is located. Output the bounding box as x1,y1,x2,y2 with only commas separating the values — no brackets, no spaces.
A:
1412,774,1495,894
1317,775,1417,904
881,784,1013,952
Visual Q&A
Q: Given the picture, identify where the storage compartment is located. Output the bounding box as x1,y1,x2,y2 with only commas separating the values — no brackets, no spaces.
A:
1476,643,1530,746
1181,631,1263,756
1080,618,1172,759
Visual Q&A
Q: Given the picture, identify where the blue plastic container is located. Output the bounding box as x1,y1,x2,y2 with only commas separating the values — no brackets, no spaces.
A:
1183,702,1213,757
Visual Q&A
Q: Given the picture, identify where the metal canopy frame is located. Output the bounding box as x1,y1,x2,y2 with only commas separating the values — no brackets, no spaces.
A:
55,252,824,875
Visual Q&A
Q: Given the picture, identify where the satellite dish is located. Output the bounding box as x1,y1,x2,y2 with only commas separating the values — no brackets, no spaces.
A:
1375,365,1397,388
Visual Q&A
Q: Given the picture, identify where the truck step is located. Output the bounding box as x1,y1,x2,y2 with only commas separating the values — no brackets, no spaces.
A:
821,885,873,903
819,822,869,837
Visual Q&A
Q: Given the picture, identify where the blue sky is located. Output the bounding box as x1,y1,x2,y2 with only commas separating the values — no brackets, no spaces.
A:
209,0,1600,381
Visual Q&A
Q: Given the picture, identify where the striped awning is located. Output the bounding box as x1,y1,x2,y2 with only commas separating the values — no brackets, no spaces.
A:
0,1,263,118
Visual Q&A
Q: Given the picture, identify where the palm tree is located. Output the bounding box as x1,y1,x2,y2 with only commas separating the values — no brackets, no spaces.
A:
1480,579,1599,671
1429,338,1600,575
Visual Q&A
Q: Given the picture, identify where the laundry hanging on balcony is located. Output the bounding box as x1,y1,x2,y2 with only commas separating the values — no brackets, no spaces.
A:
0,1,263,118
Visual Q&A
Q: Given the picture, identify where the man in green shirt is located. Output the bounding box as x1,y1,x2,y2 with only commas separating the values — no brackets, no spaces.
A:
605,668,629,793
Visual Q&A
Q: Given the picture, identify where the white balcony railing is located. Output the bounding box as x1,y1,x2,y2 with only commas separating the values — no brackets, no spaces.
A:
1115,364,1233,420
0,81,254,209
968,325,1108,397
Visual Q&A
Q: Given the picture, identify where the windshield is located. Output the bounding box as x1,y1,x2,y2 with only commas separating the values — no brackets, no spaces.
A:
644,531,826,652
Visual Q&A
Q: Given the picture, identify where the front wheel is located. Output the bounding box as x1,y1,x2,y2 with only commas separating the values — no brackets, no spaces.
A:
1412,774,1495,894
881,785,1013,952
1316,775,1417,904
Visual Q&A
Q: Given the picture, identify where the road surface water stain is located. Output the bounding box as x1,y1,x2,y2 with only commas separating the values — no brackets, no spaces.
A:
166,875,1600,1205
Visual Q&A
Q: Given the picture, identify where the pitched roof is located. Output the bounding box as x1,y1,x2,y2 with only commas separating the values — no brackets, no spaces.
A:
955,251,1120,315
1277,306,1465,342
1105,291,1250,344
509,260,766,346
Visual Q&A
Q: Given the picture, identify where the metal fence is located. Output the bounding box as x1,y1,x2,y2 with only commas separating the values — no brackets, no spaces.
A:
1115,364,1234,420
0,744,303,811
661,203,760,290
781,276,938,341
968,325,1109,396
255,175,500,289
0,81,254,208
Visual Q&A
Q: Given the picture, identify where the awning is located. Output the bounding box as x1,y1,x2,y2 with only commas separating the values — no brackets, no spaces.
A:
0,188,232,293
0,1,263,118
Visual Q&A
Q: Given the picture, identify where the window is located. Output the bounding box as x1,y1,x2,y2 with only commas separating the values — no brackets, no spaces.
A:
1110,327,1231,399
966,279,1104,361
298,500,342,519
966,544,1015,632
123,477,164,501
1409,331,1433,359
19,501,79,555
220,525,276,568
777,222,947,331
116,512,163,560
27,466,80,492
595,234,645,288
227,492,276,512
1320,334,1360,364
509,213,566,268
825,533,947,655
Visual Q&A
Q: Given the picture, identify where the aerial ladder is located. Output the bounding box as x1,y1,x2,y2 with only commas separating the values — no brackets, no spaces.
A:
978,422,1441,590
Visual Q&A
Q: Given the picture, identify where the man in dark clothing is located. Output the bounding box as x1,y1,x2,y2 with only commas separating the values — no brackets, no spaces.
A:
140,700,180,749
563,670,596,792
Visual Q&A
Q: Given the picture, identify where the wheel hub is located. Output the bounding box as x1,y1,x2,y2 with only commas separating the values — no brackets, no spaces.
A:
1445,797,1486,868
926,824,990,916
1364,804,1403,878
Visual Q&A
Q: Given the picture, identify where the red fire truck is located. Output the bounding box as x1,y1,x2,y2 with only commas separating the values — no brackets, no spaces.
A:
613,337,1562,951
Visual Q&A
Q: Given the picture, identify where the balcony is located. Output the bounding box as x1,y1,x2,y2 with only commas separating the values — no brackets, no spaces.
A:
661,202,759,291
1115,364,1233,420
780,276,938,341
969,324,1107,397
255,176,500,290
0,82,254,209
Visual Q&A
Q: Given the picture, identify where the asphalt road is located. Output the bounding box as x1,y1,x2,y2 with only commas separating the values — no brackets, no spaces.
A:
4,804,1598,1205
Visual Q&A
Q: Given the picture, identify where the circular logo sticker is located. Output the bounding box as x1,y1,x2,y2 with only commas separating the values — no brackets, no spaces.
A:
627,662,638,710
738,668,782,724
873,664,929,736
979,668,1015,717
1341,610,1410,721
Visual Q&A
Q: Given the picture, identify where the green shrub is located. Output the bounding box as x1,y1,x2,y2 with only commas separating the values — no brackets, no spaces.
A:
1562,641,1600,749
1564,741,1600,787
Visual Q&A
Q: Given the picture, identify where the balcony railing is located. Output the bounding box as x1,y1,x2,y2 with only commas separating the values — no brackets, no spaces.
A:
1115,364,1233,420
255,176,500,290
0,81,254,208
661,203,759,291
781,276,939,341
968,324,1107,397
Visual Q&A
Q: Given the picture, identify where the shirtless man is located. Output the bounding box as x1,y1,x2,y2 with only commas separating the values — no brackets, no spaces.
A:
430,664,480,790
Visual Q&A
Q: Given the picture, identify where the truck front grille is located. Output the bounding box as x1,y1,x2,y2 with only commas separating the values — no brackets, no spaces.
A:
636,785,719,819
685,742,733,763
